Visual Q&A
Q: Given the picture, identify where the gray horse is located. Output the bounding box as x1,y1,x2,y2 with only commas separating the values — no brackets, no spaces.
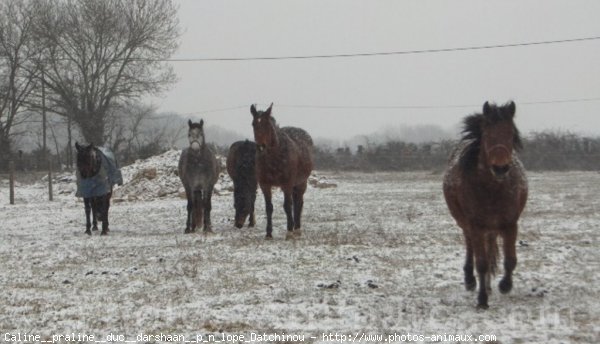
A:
178,119,219,233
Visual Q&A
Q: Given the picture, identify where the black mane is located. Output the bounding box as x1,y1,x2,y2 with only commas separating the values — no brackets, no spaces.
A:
459,102,522,170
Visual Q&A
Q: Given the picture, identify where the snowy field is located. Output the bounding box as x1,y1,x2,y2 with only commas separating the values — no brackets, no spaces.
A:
0,158,599,343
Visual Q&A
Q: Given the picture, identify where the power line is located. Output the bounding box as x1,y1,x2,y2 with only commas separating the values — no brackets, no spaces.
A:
179,96,600,115
161,36,600,62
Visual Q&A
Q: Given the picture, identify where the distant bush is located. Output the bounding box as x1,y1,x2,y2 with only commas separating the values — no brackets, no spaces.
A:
313,131,600,172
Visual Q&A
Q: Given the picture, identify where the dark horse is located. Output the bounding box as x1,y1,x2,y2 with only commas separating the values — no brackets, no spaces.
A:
443,101,528,309
251,103,314,239
178,119,219,233
226,140,257,229
75,142,122,235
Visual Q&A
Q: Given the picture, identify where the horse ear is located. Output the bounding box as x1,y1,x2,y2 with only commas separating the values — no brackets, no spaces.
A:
265,103,273,117
506,101,516,117
250,104,258,117
75,142,81,151
483,101,492,115
188,119,192,128
200,119,204,128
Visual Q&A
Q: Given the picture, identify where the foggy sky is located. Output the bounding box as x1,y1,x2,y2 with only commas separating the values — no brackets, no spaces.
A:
149,0,600,142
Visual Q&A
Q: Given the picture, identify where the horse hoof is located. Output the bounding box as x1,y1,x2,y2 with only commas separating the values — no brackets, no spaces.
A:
464,276,476,291
476,303,489,310
285,231,297,240
92,226,98,231
265,234,273,240
203,229,214,235
100,231,108,236
293,229,302,237
499,278,513,294
85,230,92,236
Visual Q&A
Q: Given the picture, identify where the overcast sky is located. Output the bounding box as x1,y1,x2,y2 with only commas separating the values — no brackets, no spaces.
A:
150,0,600,142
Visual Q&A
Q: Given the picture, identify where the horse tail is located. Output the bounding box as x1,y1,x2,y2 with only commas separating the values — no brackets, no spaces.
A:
485,233,499,276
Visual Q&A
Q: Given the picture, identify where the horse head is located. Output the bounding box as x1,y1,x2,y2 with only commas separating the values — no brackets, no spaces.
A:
75,142,100,178
187,119,205,151
251,103,278,152
477,101,522,179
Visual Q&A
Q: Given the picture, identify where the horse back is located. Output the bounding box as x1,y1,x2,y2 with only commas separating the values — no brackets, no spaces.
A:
281,126,314,176
226,140,257,188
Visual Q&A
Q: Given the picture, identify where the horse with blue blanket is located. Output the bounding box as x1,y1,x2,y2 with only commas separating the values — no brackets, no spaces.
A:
75,142,123,235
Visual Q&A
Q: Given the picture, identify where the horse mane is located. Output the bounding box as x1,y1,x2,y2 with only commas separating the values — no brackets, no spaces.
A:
459,102,523,170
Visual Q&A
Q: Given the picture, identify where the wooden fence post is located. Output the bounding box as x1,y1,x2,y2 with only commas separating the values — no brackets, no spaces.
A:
48,158,53,201
9,160,15,205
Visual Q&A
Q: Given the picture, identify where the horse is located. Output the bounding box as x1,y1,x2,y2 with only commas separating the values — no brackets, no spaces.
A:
75,142,123,235
178,119,219,234
250,103,314,239
226,140,257,229
443,101,528,309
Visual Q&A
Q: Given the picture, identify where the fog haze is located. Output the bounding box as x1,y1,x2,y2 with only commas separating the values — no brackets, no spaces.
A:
148,1,600,142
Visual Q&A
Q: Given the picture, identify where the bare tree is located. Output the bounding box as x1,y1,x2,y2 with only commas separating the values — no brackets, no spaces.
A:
105,101,155,162
0,0,40,168
32,0,180,145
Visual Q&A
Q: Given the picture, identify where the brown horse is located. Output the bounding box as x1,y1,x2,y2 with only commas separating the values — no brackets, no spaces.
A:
251,103,314,239
443,101,528,309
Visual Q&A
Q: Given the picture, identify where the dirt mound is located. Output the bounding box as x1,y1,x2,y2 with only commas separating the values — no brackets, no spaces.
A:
113,149,232,202
42,149,335,202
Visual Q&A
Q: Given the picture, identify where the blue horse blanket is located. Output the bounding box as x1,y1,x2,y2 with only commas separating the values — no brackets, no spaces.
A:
76,147,123,198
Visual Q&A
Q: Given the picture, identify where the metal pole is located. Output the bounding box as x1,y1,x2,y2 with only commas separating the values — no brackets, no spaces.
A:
9,160,15,205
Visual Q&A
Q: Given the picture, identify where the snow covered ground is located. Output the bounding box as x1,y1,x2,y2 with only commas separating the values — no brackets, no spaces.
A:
0,160,598,343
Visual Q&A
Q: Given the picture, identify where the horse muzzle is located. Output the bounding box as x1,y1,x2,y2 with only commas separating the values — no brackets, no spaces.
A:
190,141,201,150
485,144,512,179
491,164,511,179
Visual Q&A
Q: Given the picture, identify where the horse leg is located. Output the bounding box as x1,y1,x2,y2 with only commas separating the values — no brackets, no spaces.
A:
282,187,295,240
292,182,307,236
203,187,213,233
84,198,92,235
101,194,111,235
91,197,99,231
184,189,192,233
499,226,518,294
192,190,203,233
463,235,476,291
261,185,273,239
485,233,499,294
472,231,490,309
249,202,256,228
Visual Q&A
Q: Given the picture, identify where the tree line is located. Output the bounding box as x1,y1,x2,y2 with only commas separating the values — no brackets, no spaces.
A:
7,129,600,173
313,131,600,172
